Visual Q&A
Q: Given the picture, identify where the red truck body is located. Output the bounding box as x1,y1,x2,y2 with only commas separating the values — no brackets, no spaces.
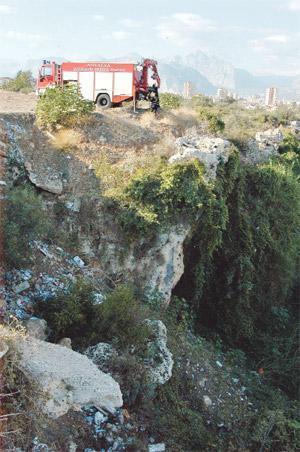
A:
37,59,160,107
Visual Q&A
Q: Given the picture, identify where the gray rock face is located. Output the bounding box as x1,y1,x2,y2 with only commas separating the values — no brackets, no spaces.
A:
103,224,190,304
170,133,231,179
16,337,123,418
146,226,190,302
145,320,173,386
25,161,63,194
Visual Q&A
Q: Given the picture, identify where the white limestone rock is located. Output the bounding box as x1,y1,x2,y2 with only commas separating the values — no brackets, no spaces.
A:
169,134,231,179
102,224,190,304
16,337,123,418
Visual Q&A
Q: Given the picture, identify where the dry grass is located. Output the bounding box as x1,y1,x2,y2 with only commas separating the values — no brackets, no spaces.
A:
50,128,83,150
159,107,199,131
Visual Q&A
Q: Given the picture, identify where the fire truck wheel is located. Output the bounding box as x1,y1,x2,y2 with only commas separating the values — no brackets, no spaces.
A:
96,94,111,108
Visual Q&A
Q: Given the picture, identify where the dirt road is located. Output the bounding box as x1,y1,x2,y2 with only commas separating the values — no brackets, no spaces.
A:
0,91,37,113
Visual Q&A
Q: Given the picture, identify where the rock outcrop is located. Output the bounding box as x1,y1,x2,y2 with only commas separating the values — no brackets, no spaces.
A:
25,161,64,195
16,337,123,418
242,128,283,164
103,224,190,304
169,132,231,179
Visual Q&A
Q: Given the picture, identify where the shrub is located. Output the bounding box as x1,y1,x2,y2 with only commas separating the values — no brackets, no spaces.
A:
99,285,151,350
36,282,151,350
198,107,225,134
1,70,34,93
159,93,183,110
278,132,300,155
36,84,95,129
5,185,51,267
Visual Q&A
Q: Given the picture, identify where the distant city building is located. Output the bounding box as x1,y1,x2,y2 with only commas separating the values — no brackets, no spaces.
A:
265,87,278,106
216,88,229,100
0,77,12,86
183,81,196,99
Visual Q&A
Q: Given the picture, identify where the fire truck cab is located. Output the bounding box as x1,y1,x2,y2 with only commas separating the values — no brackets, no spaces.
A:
36,59,160,108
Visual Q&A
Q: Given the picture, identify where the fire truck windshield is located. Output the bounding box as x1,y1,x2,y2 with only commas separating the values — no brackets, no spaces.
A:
41,66,52,78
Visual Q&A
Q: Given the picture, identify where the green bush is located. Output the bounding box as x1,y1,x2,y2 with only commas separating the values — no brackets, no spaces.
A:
119,161,210,236
36,84,95,129
36,282,150,350
159,93,183,110
278,132,300,155
1,70,34,93
198,107,225,134
5,185,51,267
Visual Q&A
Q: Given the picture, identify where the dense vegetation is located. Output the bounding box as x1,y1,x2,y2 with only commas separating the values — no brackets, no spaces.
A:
1,70,34,93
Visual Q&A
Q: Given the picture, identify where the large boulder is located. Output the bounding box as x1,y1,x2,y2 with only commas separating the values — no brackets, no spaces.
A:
16,337,123,418
169,133,231,179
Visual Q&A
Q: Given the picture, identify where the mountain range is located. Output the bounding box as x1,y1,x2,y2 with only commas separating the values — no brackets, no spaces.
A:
1,50,299,100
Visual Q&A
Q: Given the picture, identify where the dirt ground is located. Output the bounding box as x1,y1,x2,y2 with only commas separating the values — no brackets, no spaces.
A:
0,91,37,113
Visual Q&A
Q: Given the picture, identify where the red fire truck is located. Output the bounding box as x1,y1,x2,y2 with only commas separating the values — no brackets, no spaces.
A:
36,59,160,108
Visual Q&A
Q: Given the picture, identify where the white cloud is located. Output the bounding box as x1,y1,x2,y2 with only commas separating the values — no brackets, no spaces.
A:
0,4,15,14
265,34,289,43
249,39,267,52
287,1,300,10
2,31,44,41
172,13,216,31
111,31,131,40
93,14,104,21
120,18,142,28
157,13,217,49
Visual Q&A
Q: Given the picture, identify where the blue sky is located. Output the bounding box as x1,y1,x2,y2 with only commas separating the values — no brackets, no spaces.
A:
0,0,299,75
